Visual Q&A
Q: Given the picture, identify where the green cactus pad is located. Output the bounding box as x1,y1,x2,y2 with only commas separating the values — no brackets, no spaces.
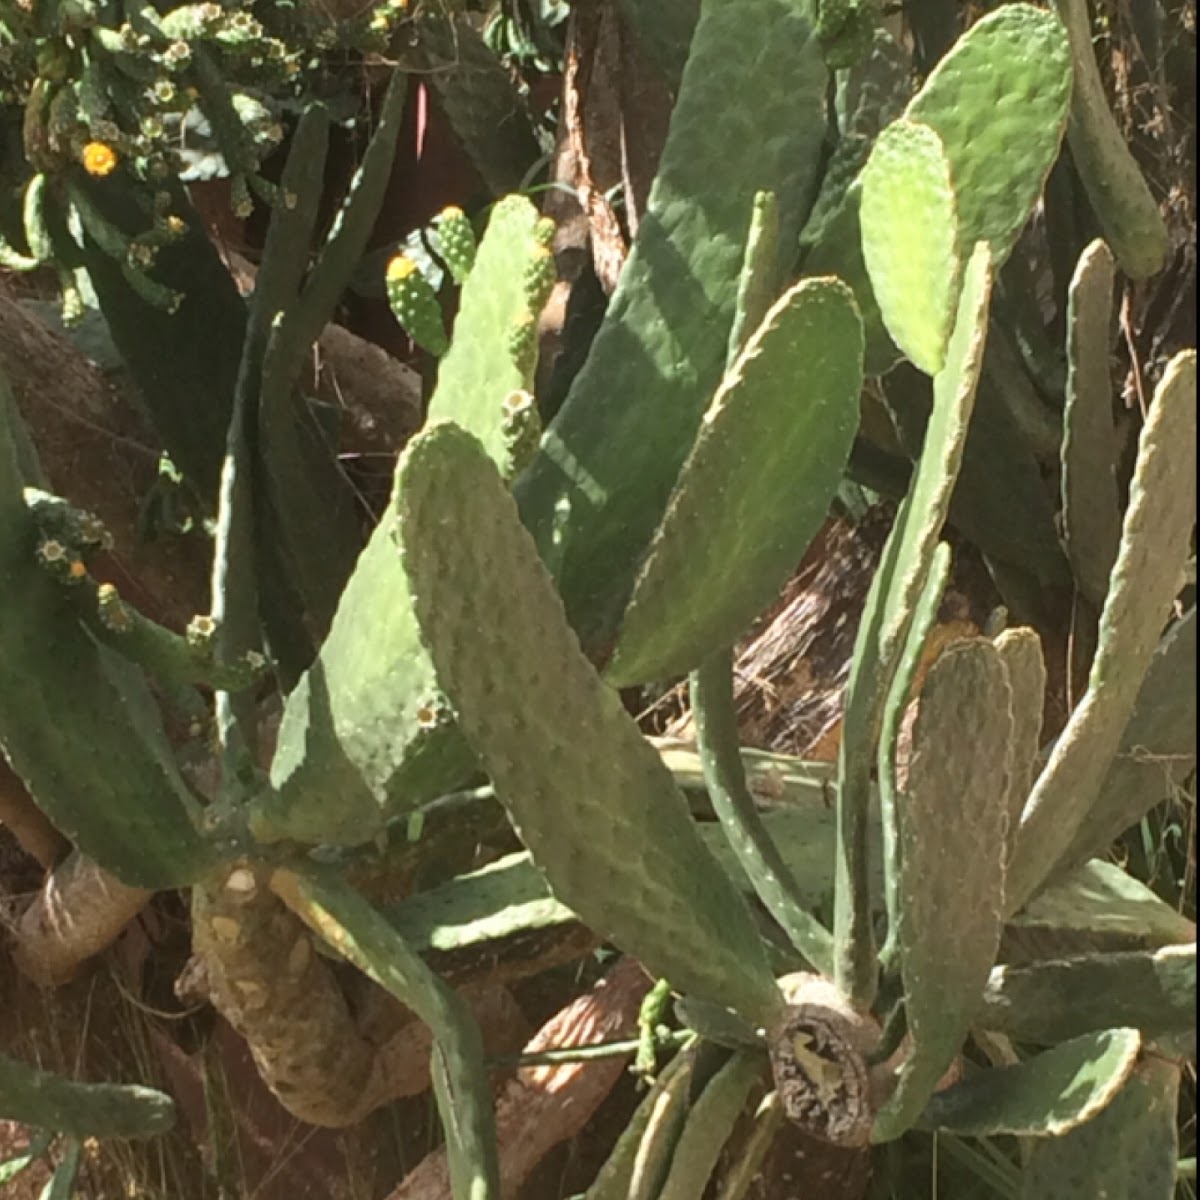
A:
257,201,558,845
427,195,555,460
431,205,478,284
606,278,863,686
917,1027,1141,1137
1050,0,1168,279
992,626,1046,864
835,242,994,1005
1056,606,1196,877
515,0,830,654
1062,238,1122,610
397,423,782,1026
0,378,213,889
1009,858,1197,950
871,639,1013,1144
903,3,1072,267
978,945,1195,1046
1008,351,1197,913
256,514,473,846
859,120,960,375
0,1053,175,1139
386,254,449,357
657,1050,765,1200
1021,1055,1180,1200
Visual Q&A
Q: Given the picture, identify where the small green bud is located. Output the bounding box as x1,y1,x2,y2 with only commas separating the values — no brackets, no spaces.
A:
386,255,449,356
431,205,477,284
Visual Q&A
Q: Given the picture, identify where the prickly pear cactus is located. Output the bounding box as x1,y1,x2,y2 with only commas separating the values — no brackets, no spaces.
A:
0,380,213,889
257,200,558,845
397,422,782,1026
1009,350,1197,912
0,1053,176,1139
919,1028,1142,1137
426,195,556,464
903,4,1072,266
607,277,863,686
515,0,831,654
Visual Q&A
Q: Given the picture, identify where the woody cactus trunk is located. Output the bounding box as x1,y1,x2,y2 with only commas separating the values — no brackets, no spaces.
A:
0,1,1194,1197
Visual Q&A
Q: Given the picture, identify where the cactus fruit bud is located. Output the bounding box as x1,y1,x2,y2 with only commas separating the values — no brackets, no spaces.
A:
432,205,477,284
386,254,450,356
522,244,556,316
499,389,542,479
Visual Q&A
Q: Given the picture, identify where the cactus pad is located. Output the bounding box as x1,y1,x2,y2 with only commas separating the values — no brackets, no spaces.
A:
918,1027,1141,1137
904,3,1072,266
397,422,782,1025
1021,1054,1180,1200
607,277,863,686
871,638,1013,1143
859,120,960,376
515,0,831,654
431,205,478,284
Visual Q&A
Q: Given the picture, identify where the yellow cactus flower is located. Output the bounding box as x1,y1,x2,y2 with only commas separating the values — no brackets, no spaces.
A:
81,141,118,177
386,254,419,282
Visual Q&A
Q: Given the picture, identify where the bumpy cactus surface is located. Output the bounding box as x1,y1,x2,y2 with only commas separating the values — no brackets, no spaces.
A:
397,422,781,1025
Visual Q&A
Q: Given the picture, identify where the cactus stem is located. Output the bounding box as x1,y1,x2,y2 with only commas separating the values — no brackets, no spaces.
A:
690,650,835,977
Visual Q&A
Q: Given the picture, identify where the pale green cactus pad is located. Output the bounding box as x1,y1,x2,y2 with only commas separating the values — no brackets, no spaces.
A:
606,277,863,686
1056,606,1196,877
1022,1055,1180,1200
871,639,1013,1144
918,1027,1141,1136
836,242,994,1005
1009,350,1197,913
904,3,1072,266
859,120,960,375
978,944,1195,1045
397,422,782,1025
1062,238,1122,610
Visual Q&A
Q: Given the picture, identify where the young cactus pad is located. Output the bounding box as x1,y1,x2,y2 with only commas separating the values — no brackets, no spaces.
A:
396,422,782,1026
902,3,1073,267
859,120,960,376
606,277,863,686
431,205,478,283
